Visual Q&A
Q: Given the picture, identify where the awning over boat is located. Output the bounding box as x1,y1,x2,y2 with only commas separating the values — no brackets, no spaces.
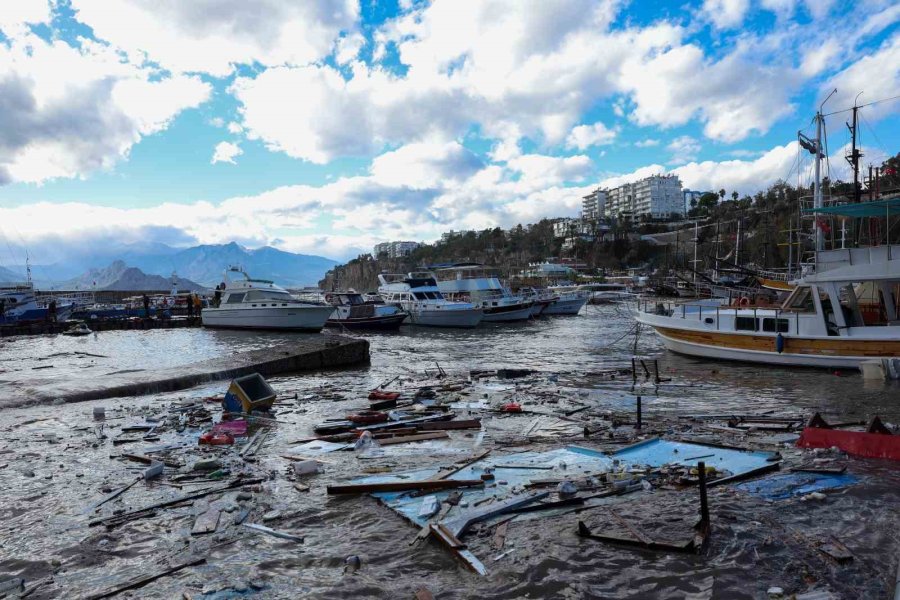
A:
802,197,900,218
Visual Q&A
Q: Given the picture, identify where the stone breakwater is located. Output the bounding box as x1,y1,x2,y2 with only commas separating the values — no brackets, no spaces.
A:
6,335,370,407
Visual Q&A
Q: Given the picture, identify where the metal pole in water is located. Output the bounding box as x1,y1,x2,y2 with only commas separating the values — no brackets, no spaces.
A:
698,461,709,526
635,396,642,430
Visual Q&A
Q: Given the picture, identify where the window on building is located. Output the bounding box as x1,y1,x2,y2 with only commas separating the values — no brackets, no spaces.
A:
735,316,758,331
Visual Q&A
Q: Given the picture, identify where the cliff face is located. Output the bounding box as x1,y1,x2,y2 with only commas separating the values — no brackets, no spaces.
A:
319,255,411,292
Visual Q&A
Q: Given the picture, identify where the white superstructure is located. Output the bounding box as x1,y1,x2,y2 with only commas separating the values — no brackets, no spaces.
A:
201,267,332,331
432,264,533,322
377,273,483,328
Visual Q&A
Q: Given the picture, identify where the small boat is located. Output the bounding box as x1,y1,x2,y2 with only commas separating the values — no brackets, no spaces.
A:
61,322,92,336
324,291,408,330
201,267,332,332
432,264,534,322
377,273,483,328
519,287,556,316
544,286,590,315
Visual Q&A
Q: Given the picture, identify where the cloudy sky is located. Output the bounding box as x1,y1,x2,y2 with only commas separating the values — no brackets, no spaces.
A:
0,0,898,262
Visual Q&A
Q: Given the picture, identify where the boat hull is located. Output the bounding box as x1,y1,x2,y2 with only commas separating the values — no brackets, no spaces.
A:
326,313,407,330
530,300,551,317
202,305,332,332
642,320,900,369
544,297,588,315
482,302,533,322
406,308,483,328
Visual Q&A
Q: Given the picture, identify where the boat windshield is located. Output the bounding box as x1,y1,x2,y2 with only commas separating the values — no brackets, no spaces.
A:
783,286,815,312
413,291,443,300
245,289,292,301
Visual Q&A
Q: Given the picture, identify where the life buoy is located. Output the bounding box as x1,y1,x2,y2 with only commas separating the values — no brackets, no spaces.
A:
348,410,389,424
738,297,750,307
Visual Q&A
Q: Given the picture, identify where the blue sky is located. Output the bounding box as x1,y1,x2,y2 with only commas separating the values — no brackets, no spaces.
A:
0,0,898,262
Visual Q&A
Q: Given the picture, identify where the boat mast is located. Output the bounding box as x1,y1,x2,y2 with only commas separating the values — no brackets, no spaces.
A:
813,89,837,253
846,93,863,204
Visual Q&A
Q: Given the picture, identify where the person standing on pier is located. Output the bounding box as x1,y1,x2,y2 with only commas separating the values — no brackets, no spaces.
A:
142,294,150,318
193,293,202,317
47,299,57,323
186,294,194,319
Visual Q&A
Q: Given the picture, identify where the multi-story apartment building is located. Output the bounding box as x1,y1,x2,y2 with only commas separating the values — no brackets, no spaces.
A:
602,174,684,220
373,240,421,258
581,188,606,220
683,189,705,213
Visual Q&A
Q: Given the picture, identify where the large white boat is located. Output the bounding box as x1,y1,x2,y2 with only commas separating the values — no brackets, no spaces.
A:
432,264,533,322
636,234,900,368
636,100,900,369
201,267,332,331
377,273,483,328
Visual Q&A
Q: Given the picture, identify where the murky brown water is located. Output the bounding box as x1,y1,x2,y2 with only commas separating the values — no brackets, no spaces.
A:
1,305,899,599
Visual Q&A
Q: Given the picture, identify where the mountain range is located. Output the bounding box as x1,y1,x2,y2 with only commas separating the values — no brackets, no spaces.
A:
63,260,206,291
0,242,339,288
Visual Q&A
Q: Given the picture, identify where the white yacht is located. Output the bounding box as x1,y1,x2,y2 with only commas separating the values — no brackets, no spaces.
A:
544,286,591,315
377,273,483,328
324,291,408,330
201,267,332,331
432,264,533,322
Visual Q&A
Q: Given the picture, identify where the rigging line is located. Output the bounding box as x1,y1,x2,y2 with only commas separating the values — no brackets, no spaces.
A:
822,93,900,117
859,112,890,159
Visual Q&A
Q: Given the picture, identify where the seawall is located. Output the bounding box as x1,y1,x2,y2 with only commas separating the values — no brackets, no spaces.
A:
8,336,370,407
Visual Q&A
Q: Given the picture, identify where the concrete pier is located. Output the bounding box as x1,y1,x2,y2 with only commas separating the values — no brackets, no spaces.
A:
0,316,201,338
13,336,370,406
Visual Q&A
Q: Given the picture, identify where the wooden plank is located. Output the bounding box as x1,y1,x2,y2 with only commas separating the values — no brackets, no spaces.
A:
327,479,484,495
85,558,206,600
84,477,140,513
121,453,181,468
376,432,449,446
435,449,492,481
418,419,482,431
191,509,221,535
492,520,510,551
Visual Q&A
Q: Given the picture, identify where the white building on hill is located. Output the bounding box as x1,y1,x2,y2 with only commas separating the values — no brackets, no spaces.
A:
603,174,684,220
373,241,421,258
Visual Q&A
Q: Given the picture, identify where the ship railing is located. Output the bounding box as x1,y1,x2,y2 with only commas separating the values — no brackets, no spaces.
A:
638,298,799,335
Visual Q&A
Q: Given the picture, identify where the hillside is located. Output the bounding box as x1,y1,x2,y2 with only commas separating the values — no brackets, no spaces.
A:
319,219,660,291
64,261,206,291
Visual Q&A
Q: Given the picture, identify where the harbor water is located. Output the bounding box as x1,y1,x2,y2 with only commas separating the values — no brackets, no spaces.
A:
1,304,899,598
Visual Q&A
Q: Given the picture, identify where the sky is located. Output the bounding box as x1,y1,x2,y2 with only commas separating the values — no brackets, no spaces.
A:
0,0,898,263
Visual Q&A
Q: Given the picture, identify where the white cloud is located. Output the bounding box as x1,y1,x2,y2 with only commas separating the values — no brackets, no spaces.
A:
0,33,210,184
566,122,617,150
599,142,799,196
335,32,366,65
226,121,243,134
0,0,51,36
800,39,840,77
211,141,242,165
666,135,702,165
635,139,660,147
369,139,482,189
70,0,359,76
702,0,750,30
620,42,796,142
825,33,900,121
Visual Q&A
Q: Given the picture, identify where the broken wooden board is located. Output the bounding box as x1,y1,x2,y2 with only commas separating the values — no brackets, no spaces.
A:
327,479,484,495
377,432,450,446
191,508,221,535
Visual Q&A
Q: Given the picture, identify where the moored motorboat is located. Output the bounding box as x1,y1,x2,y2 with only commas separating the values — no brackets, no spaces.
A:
324,291,408,330
61,322,92,336
377,273,483,328
544,286,590,315
201,267,332,331
433,264,533,322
